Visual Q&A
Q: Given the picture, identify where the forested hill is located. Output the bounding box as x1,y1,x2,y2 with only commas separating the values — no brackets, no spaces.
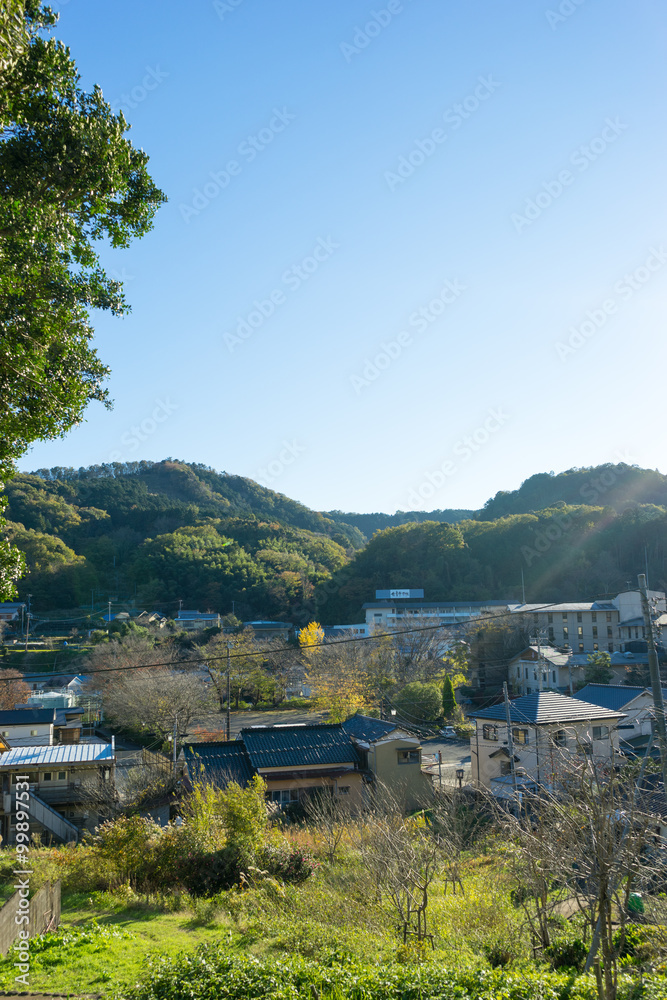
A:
4,460,363,620
5,459,667,626
479,464,667,520
325,508,474,539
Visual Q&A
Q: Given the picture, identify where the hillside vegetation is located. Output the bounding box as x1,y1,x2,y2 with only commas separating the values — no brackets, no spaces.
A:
4,461,667,625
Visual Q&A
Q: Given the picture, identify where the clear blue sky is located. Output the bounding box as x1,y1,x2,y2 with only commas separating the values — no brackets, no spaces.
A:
20,0,667,514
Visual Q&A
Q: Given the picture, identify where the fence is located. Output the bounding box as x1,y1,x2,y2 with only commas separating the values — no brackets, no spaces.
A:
0,879,61,956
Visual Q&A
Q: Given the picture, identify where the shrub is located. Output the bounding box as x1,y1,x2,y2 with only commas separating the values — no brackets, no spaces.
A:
257,843,317,884
545,935,588,971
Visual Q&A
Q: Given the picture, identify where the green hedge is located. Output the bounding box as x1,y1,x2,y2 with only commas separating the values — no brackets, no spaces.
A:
118,945,667,1000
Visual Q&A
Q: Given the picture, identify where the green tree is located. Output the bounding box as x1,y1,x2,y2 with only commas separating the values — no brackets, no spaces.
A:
0,2,165,596
585,650,613,684
394,681,441,724
442,675,456,718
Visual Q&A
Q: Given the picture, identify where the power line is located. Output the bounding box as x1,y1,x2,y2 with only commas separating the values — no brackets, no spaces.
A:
0,602,566,685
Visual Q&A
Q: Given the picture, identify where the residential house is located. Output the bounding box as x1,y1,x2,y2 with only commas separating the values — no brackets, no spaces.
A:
469,691,624,799
573,683,667,755
509,590,666,654
0,603,25,628
0,742,116,843
175,611,221,631
243,621,293,641
509,647,652,696
341,714,433,809
184,719,434,810
0,709,55,747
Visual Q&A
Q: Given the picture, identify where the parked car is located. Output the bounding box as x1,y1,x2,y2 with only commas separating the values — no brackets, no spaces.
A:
439,726,457,739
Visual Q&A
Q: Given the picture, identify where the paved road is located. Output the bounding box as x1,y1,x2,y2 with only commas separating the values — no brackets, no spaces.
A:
188,708,324,741
420,736,472,788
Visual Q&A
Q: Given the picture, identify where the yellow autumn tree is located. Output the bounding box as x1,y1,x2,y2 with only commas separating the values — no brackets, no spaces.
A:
299,621,371,723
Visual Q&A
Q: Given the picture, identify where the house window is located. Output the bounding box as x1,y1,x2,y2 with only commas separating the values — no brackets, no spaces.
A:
500,761,511,776
592,726,610,740
42,772,52,782
512,728,529,744
563,627,568,640
525,667,529,678
591,612,597,622
577,613,582,623
608,643,614,653
592,626,598,638
577,626,583,637
338,786,350,795
0,731,7,737
30,730,38,736
552,671,556,683
579,643,584,652
58,771,66,781
606,612,612,622
542,672,547,682
552,730,567,747
547,614,553,624
482,725,499,742
398,750,420,764
593,643,598,651
562,613,568,622
607,626,613,638
548,627,554,640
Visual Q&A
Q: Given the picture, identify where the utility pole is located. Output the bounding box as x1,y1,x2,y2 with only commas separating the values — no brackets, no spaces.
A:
226,641,232,741
24,594,32,653
638,574,667,791
503,681,519,809
107,600,111,634
172,714,178,772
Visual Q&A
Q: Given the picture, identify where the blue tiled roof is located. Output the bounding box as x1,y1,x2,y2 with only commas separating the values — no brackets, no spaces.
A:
471,691,624,724
241,724,360,770
0,709,55,726
341,714,400,742
0,744,113,767
183,742,255,788
574,684,666,711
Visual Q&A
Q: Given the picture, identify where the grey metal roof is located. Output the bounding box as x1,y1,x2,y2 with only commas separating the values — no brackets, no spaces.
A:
0,744,114,768
341,714,400,742
183,741,255,787
574,684,667,711
0,709,55,726
241,724,360,770
362,600,508,610
470,691,624,724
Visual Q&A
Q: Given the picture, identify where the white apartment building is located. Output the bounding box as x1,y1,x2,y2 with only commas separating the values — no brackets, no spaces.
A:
509,590,666,654
363,590,509,632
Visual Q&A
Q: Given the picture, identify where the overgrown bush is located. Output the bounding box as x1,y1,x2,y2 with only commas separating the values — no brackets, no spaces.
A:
257,843,317,884
545,935,588,971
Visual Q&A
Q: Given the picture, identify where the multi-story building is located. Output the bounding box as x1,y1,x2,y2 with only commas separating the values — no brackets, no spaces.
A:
362,590,509,633
509,590,666,654
509,646,653,696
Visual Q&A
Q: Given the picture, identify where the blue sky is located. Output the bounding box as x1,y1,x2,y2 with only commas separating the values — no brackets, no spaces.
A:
20,0,667,514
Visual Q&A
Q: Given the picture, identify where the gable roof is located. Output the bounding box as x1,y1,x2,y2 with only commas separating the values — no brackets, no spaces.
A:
0,743,113,768
183,741,255,788
0,709,55,726
241,724,360,770
573,684,663,712
341,714,402,742
470,691,624,724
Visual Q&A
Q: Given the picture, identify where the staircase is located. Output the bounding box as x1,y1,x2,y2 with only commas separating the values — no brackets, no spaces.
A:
25,792,78,843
